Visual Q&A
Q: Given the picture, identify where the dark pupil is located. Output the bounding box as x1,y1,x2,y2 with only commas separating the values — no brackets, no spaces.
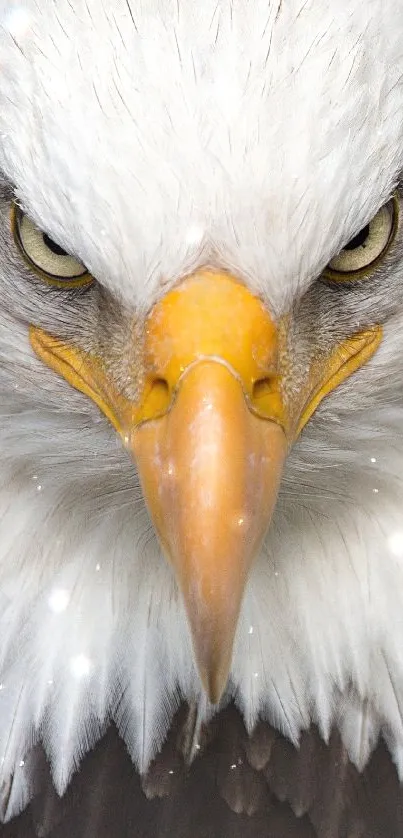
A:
43,233,68,256
344,224,370,251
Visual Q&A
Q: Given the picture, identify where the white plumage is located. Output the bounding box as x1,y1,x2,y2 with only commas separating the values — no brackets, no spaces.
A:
0,0,403,822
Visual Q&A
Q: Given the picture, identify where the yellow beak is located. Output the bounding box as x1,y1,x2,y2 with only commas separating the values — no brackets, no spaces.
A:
30,270,381,703
131,272,289,702
133,361,286,702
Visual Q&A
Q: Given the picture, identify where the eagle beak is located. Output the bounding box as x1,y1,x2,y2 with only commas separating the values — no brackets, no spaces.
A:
131,272,288,702
29,270,381,704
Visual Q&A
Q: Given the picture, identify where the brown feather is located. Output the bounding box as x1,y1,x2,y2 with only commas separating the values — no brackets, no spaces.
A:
0,704,402,838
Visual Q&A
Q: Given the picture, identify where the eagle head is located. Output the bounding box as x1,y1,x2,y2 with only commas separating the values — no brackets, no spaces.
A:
0,0,403,814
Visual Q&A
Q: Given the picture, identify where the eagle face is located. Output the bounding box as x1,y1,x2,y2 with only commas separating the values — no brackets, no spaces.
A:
1,0,403,817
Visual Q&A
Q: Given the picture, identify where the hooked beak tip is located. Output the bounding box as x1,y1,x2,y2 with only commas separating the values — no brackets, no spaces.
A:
203,671,229,706
198,642,233,705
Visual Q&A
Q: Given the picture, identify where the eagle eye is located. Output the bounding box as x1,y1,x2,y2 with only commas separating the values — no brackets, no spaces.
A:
11,205,91,288
326,196,398,279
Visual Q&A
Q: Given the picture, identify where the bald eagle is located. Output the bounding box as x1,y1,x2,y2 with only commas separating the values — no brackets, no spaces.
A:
0,0,403,834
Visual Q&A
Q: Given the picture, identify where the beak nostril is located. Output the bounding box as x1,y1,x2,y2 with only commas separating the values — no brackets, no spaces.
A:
250,375,286,427
141,377,171,420
151,377,170,398
252,377,276,402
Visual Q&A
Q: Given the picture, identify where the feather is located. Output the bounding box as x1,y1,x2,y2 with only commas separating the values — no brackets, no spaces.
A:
0,707,402,837
0,1,403,309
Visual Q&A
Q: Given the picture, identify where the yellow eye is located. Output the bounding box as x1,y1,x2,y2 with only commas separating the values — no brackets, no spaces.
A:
326,196,398,279
12,205,92,288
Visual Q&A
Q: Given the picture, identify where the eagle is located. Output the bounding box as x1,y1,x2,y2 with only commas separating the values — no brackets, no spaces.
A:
1,0,403,834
